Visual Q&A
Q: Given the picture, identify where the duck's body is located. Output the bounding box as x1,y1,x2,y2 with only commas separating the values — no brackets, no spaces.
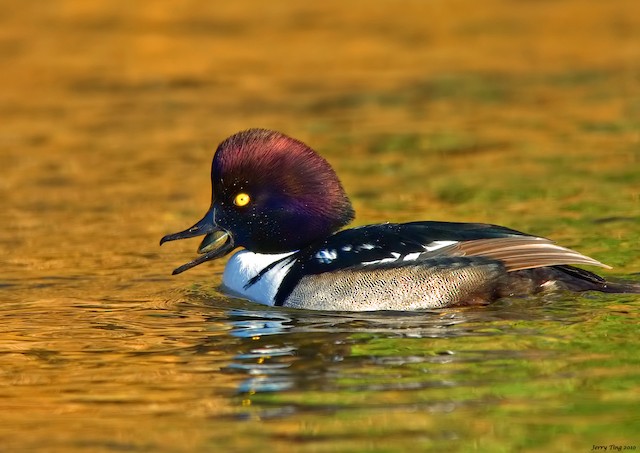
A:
161,129,639,311
220,222,634,310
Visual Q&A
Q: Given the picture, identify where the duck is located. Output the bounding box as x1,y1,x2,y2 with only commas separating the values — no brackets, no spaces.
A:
160,128,639,311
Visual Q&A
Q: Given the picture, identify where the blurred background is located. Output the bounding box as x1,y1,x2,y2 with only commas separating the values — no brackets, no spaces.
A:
0,1,638,451
2,0,638,284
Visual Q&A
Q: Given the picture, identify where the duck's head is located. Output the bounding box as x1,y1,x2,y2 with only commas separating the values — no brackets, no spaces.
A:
160,129,355,274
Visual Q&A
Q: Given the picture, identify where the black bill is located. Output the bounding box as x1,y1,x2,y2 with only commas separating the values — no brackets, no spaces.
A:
160,208,235,274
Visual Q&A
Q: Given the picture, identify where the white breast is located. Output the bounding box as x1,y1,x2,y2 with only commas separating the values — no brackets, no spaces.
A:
221,250,296,306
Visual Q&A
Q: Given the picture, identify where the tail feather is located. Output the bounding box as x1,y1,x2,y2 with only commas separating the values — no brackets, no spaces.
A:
553,265,640,294
501,265,640,296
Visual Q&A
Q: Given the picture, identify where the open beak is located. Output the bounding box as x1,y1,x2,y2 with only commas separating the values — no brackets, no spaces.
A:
160,207,235,275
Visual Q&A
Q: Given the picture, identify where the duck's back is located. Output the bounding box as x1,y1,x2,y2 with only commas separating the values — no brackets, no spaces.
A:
223,222,638,311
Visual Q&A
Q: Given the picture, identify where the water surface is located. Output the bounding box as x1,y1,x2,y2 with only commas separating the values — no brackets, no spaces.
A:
1,1,639,451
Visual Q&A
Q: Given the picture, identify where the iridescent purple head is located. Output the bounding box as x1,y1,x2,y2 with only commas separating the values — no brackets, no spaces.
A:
160,129,355,274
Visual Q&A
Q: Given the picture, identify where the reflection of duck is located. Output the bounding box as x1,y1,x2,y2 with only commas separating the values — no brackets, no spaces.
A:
161,129,639,310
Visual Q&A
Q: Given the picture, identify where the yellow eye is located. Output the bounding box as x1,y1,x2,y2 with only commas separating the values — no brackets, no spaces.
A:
233,192,251,207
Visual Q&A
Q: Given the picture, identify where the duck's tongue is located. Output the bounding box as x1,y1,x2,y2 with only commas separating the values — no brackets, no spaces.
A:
160,207,235,274
170,230,234,275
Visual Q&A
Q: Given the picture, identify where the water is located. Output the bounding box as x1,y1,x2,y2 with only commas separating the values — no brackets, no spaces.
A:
3,293,639,451
1,1,639,451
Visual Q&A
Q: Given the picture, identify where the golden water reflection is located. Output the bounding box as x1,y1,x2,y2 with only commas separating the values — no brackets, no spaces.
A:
1,0,639,450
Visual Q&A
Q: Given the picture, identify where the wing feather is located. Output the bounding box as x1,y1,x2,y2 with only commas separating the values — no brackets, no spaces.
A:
443,237,610,271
